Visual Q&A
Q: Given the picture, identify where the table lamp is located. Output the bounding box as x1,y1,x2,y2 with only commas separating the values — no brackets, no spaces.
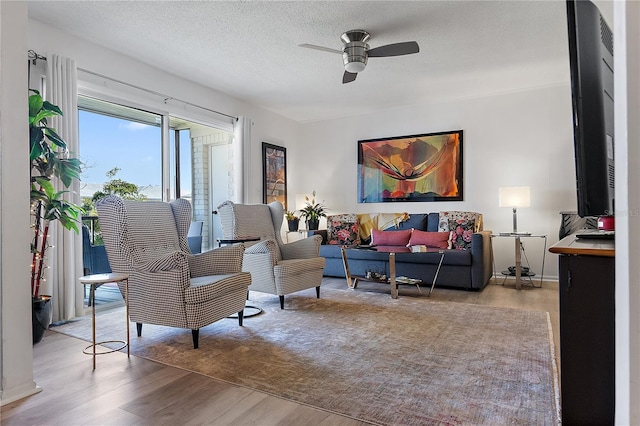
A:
499,186,530,234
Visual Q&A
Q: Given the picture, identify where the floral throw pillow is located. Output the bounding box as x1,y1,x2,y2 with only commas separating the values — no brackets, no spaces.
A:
449,219,475,250
439,211,483,232
327,214,360,246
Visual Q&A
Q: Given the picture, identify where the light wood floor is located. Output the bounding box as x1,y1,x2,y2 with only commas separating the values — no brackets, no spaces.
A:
1,277,559,426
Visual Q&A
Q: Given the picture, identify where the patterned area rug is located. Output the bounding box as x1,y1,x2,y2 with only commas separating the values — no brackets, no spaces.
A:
52,287,559,425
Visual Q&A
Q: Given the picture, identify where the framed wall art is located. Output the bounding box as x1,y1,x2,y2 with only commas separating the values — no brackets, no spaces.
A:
357,130,463,203
262,142,287,209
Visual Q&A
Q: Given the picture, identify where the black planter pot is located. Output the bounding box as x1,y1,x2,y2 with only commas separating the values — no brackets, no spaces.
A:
287,218,300,232
307,219,320,231
32,295,52,344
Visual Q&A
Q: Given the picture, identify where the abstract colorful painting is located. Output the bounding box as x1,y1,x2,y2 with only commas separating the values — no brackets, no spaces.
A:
357,130,463,203
262,142,287,209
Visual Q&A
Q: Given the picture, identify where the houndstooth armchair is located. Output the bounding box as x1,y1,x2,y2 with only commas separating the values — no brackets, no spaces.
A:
217,200,325,309
96,195,251,349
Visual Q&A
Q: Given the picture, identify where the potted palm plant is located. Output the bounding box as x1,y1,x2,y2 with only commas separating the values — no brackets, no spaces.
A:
29,89,83,343
299,191,327,231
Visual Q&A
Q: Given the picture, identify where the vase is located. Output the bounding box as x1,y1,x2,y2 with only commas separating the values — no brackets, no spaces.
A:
287,218,300,232
32,295,52,344
307,219,319,231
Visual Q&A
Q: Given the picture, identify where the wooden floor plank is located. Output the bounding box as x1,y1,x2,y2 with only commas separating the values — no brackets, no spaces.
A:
1,279,559,426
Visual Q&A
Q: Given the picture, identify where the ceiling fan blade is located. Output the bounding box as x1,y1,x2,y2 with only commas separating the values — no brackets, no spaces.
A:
299,43,342,54
343,71,357,84
367,41,420,57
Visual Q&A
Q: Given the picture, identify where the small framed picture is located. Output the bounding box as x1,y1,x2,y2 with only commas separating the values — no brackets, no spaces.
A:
262,142,287,209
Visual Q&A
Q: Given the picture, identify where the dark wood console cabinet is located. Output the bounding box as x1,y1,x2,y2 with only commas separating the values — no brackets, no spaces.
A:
550,235,615,425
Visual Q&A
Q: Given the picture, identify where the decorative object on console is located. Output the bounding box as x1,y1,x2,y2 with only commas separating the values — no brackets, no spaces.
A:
262,142,287,209
357,130,463,203
498,186,531,234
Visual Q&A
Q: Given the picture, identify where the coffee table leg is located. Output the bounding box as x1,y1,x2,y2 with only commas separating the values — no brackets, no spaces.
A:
341,247,356,289
429,251,445,296
389,253,398,299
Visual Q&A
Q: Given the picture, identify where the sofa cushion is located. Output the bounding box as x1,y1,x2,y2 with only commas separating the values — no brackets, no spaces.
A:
371,229,411,247
358,213,410,242
326,214,360,246
409,230,451,249
396,214,428,231
438,211,483,232
449,219,475,250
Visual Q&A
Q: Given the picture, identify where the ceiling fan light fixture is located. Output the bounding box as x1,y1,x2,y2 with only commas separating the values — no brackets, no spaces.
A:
342,42,368,74
344,59,366,73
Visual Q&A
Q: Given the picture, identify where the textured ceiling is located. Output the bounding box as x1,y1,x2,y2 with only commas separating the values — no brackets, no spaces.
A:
28,1,577,123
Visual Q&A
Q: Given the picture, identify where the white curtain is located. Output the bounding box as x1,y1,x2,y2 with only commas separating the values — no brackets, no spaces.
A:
233,116,252,203
45,54,83,322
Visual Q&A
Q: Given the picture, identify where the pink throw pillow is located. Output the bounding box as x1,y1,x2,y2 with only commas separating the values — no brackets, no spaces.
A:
409,230,451,249
370,229,412,247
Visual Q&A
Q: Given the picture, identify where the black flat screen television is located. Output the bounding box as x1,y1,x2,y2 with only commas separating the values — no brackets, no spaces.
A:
566,0,614,218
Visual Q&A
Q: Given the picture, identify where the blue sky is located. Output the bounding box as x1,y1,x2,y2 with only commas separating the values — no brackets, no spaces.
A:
78,111,192,197
79,110,161,185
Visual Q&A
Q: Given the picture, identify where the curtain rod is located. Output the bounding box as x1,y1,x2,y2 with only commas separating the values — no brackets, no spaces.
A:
78,68,238,122
28,50,46,65
27,50,238,122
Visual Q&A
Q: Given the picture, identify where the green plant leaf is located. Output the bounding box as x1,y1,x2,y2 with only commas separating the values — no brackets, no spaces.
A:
42,100,63,116
44,127,67,149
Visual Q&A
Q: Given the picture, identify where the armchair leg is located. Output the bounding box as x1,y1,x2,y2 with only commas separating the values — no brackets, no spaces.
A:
136,322,142,337
247,290,250,300
192,329,199,349
316,286,320,299
238,310,244,326
279,295,285,309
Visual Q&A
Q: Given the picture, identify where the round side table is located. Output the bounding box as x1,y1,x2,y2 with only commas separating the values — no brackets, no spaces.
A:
78,273,130,369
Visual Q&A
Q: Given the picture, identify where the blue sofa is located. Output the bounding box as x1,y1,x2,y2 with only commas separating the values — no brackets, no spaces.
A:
314,212,493,291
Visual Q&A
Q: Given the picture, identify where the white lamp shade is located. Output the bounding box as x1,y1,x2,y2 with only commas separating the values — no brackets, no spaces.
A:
499,186,531,208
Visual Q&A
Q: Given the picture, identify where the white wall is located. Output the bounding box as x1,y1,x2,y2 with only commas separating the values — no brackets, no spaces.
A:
295,84,576,279
0,1,40,405
28,19,301,207
614,1,640,424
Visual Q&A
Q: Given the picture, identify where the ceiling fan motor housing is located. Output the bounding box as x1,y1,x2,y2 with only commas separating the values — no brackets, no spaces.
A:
341,30,370,74
343,42,369,73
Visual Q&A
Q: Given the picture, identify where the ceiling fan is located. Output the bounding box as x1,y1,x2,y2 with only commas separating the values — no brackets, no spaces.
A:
300,30,420,84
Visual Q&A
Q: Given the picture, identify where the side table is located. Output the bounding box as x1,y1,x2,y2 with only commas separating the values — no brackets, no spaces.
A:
78,273,130,369
491,233,547,289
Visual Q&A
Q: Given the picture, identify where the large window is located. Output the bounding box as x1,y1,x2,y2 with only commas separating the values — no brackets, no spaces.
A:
78,95,234,255
79,100,162,203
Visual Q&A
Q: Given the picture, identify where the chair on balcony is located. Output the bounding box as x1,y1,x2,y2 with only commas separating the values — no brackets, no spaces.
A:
81,224,112,305
96,195,251,349
217,200,325,309
187,221,203,254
